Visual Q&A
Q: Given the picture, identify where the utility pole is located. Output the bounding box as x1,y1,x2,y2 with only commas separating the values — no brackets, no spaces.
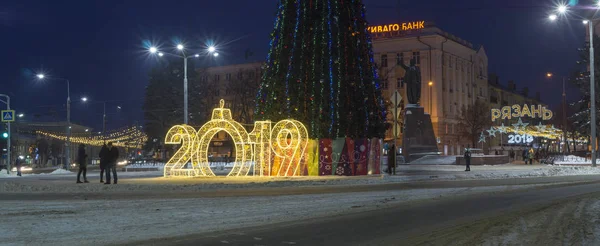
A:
0,94,11,174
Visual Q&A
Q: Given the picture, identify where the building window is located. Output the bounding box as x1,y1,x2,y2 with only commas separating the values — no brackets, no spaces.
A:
226,73,231,81
479,88,483,96
383,80,389,89
237,72,243,79
214,74,220,81
413,52,420,65
215,89,220,96
249,72,255,79
381,54,388,68
449,57,453,68
202,76,208,82
397,78,403,88
397,53,403,65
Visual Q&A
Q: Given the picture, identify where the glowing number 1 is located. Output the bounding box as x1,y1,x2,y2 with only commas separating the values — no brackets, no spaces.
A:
250,121,272,176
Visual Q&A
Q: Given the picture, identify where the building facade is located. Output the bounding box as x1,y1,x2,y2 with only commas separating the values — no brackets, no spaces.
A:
370,22,489,155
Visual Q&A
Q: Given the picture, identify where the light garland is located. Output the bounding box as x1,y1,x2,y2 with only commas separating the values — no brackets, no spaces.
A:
36,126,147,148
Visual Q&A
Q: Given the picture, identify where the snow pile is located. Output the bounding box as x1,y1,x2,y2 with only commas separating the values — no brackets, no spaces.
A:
410,155,456,165
49,169,72,174
554,155,598,165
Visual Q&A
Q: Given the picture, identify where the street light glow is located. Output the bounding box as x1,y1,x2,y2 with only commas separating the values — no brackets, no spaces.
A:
584,20,590,24
36,74,45,79
195,54,200,58
428,81,433,86
547,72,553,78
18,113,24,118
549,14,558,21
213,52,219,57
81,97,88,102
208,46,216,53
158,52,164,57
557,5,567,13
117,106,122,110
149,47,158,53
177,44,184,50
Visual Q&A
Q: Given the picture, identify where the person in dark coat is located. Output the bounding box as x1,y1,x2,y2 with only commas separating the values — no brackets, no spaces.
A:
15,155,22,177
76,144,88,183
464,147,472,171
99,143,109,183
105,142,119,184
387,144,396,175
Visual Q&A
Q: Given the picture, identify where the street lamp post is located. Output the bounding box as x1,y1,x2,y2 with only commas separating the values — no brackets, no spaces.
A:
0,94,10,174
428,81,433,114
149,44,218,124
549,4,597,167
37,74,71,170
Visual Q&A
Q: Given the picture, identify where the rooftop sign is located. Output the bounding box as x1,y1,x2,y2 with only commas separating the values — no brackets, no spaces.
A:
367,21,425,33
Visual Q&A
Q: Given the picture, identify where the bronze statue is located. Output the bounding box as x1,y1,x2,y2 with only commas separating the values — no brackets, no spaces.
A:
400,58,421,105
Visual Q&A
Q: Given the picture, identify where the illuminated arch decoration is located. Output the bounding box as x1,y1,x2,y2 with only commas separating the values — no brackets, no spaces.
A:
163,99,310,177
164,125,198,177
193,100,253,177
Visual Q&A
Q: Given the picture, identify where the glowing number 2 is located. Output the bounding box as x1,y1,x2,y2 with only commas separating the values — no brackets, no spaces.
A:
163,125,198,177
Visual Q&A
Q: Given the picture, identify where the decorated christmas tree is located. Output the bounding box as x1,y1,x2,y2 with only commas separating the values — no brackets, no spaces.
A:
255,0,387,139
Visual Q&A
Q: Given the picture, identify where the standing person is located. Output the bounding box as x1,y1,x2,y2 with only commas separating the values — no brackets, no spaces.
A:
528,148,535,165
99,143,109,183
105,142,119,184
522,149,528,164
15,155,22,177
510,149,515,162
495,150,499,155
387,144,396,175
464,147,472,171
76,144,89,183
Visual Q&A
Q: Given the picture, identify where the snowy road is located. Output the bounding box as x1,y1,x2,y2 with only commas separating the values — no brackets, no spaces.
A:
139,181,600,246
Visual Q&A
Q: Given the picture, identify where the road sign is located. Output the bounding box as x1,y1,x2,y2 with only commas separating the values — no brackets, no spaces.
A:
390,90,402,107
1,110,14,122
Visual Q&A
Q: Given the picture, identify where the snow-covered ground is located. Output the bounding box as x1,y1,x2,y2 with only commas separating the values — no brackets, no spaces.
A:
0,164,599,194
0,184,553,245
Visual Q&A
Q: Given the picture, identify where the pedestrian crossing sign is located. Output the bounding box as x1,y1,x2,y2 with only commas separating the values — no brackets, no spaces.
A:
1,110,15,122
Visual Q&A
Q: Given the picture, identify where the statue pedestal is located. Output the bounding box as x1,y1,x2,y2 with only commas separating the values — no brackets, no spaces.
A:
402,106,439,162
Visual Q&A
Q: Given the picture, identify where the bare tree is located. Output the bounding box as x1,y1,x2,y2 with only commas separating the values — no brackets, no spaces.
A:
226,67,262,124
458,99,490,148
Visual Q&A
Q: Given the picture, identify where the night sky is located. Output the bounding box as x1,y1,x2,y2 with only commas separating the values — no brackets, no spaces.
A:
0,0,587,131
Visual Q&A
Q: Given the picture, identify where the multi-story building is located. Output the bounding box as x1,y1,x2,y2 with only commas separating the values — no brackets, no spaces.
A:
370,21,489,155
199,62,263,157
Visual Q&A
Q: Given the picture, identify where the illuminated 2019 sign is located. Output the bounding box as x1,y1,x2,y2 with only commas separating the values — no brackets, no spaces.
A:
163,100,309,178
491,104,553,122
367,21,425,33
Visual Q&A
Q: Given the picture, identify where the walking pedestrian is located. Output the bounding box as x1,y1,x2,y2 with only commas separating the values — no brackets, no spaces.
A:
464,147,472,171
76,144,89,183
99,143,109,183
15,155,22,177
387,144,396,175
104,142,119,184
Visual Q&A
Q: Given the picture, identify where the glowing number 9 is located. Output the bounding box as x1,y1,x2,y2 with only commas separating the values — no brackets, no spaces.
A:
164,125,197,177
270,120,309,176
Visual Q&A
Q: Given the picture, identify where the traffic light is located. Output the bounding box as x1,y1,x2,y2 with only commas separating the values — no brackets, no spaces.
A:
2,132,7,138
